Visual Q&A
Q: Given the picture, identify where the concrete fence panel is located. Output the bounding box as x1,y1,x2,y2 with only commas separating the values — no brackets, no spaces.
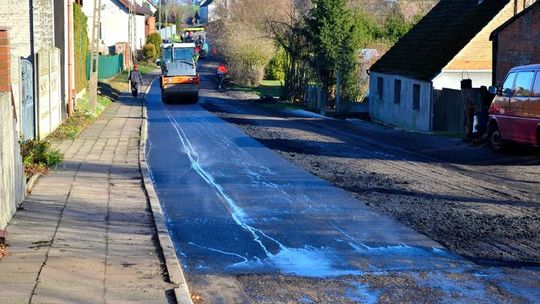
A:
36,47,62,139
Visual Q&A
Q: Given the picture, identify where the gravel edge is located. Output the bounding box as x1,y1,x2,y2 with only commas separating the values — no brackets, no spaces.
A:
139,80,193,304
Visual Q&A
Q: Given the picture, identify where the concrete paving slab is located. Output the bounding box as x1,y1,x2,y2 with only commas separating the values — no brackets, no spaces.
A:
32,288,105,304
0,93,172,303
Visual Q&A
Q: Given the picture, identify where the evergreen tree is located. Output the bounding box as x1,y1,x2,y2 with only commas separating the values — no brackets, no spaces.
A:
305,0,374,106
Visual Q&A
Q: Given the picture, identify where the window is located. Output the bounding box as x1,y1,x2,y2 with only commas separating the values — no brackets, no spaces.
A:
394,79,401,104
533,72,540,97
502,72,516,94
174,48,195,61
514,71,535,97
377,77,384,100
412,84,420,110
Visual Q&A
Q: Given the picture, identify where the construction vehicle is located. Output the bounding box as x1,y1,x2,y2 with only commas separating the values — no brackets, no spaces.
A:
158,43,200,103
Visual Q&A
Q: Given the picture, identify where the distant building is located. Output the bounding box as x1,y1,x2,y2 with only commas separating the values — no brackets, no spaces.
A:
199,0,223,23
81,0,154,52
369,0,516,132
490,1,540,86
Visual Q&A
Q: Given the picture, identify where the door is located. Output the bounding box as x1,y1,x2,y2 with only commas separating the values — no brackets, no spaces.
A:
493,72,516,139
20,58,34,141
526,72,540,145
508,71,535,143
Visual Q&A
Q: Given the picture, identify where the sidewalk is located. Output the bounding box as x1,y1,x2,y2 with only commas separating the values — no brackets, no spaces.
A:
0,89,175,303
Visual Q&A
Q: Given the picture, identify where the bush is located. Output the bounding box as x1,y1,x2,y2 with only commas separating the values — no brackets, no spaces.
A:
146,33,162,57
264,48,286,81
143,43,157,62
21,140,64,176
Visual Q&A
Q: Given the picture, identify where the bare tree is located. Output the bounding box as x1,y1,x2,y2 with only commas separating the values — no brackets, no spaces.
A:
267,1,312,102
209,0,291,86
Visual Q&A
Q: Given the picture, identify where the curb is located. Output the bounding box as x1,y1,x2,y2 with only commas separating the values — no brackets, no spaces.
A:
138,80,193,304
25,173,41,195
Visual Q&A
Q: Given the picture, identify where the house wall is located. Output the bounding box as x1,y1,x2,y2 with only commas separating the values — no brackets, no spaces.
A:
145,16,155,37
369,72,433,132
0,0,32,137
0,93,26,230
83,0,146,51
493,4,540,86
33,0,56,52
0,29,25,229
445,1,514,74
135,14,146,49
432,70,492,90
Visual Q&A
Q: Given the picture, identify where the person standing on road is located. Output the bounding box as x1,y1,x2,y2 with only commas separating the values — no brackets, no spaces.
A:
129,64,144,98
217,63,228,89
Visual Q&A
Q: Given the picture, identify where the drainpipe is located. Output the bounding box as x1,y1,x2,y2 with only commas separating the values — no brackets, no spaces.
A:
67,0,75,116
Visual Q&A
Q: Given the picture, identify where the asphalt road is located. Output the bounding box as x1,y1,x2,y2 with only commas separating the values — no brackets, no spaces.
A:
145,70,540,303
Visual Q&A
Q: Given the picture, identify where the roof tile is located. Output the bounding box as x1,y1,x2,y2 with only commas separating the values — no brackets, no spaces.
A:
370,0,510,80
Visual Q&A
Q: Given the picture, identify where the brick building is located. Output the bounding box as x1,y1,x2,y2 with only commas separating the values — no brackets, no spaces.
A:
490,1,540,86
369,0,517,132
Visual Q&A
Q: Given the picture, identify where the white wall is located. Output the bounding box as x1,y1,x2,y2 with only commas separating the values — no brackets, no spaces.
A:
432,70,492,90
369,72,433,132
135,14,146,50
0,0,32,136
208,4,219,22
83,0,146,51
0,93,26,229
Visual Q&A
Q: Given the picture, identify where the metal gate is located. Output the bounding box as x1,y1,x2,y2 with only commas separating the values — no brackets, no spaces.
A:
20,59,35,141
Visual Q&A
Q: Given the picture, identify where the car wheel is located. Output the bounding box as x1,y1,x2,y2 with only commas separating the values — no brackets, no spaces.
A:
537,129,540,155
488,123,505,152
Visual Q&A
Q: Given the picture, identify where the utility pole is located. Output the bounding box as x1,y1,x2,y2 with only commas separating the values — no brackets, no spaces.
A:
128,0,136,68
89,0,103,112
158,0,162,31
67,0,75,117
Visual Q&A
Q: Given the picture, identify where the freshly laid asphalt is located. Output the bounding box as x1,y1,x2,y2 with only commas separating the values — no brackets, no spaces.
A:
145,81,468,278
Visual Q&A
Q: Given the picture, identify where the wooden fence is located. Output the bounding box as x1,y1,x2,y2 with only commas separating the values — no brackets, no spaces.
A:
432,88,465,133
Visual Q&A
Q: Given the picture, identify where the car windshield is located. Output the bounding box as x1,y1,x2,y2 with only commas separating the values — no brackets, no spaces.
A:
162,47,173,62
174,48,194,62
161,47,194,63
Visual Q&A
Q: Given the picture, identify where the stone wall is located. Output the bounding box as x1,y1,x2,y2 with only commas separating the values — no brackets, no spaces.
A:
33,0,56,53
0,92,26,230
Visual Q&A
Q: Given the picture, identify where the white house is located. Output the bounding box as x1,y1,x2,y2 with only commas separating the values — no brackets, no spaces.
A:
369,0,517,132
199,0,224,23
81,0,154,52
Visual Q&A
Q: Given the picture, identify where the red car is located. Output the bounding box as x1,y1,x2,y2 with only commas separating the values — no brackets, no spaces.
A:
488,64,540,152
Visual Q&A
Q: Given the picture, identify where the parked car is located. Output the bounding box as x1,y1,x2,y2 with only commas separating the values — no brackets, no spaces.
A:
488,64,540,152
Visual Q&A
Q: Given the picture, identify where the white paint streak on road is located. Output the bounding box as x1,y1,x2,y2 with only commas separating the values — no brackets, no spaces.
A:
188,242,248,263
161,103,365,277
